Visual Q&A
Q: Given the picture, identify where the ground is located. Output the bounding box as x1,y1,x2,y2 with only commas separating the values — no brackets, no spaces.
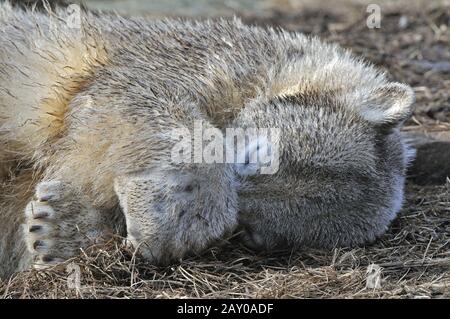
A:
0,0,449,298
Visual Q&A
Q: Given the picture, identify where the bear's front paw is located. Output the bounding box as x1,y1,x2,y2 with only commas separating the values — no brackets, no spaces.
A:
24,181,108,269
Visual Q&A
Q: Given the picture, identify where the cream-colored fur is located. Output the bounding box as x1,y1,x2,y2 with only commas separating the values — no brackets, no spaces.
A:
0,3,414,278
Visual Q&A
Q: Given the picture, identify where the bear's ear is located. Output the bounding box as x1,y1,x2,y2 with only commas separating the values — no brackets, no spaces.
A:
360,83,415,126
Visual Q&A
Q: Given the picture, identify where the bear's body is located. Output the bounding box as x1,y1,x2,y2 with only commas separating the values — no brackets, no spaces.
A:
0,2,414,278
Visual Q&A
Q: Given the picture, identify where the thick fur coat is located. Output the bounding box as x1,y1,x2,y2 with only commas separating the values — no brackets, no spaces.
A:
0,2,414,278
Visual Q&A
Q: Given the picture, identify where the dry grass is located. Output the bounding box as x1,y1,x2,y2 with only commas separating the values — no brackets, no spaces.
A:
1,185,448,299
0,0,449,299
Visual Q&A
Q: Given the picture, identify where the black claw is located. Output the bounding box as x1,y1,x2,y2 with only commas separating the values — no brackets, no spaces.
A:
29,225,42,232
33,212,49,219
39,195,53,202
42,255,54,263
33,240,45,250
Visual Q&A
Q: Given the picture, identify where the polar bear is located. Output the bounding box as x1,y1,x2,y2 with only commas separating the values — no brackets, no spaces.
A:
0,2,414,278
